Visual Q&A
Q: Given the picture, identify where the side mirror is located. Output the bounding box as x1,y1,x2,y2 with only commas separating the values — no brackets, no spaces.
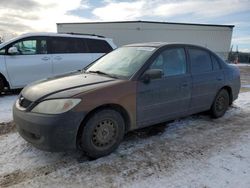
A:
8,47,19,55
141,69,163,83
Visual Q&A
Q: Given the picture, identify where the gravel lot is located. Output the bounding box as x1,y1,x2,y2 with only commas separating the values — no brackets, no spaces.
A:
0,63,250,188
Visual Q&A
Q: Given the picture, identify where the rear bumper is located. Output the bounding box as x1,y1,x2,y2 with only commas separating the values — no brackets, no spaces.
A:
13,105,85,152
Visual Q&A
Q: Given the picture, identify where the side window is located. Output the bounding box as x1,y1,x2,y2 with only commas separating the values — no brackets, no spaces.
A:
12,39,37,55
9,38,47,55
0,48,5,55
51,37,87,54
86,39,112,53
211,54,221,70
189,48,213,74
150,48,187,77
39,39,47,54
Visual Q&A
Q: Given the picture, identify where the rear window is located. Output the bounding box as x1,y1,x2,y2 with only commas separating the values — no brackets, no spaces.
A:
50,37,87,54
189,48,213,74
211,54,221,70
86,39,112,53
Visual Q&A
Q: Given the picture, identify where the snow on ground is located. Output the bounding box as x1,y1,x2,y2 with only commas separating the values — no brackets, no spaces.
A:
0,95,17,123
233,63,250,67
0,65,250,187
0,92,249,187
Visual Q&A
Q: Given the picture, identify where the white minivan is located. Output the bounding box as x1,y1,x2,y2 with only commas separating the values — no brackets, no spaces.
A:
0,32,116,92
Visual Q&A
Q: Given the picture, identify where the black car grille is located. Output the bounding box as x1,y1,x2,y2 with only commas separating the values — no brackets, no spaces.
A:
19,95,32,109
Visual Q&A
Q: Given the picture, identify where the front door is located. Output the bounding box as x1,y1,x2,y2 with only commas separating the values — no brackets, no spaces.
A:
5,37,52,87
137,47,191,127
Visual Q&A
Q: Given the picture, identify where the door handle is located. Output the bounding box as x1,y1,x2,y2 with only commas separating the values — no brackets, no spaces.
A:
41,57,50,61
54,56,62,60
216,77,223,81
181,83,188,88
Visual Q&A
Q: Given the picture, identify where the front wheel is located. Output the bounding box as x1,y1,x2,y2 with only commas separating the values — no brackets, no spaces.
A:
0,77,5,93
80,109,125,158
210,89,229,118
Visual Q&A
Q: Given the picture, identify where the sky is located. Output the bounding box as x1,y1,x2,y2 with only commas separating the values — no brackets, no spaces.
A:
0,0,250,52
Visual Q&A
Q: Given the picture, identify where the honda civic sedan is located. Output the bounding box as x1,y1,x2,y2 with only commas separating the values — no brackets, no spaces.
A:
13,42,241,158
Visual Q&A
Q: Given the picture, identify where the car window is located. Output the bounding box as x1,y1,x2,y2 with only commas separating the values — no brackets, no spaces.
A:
211,54,221,70
189,48,213,74
0,48,5,55
39,39,47,54
86,46,155,79
150,48,187,77
51,37,87,54
86,39,113,53
12,39,37,55
9,38,48,55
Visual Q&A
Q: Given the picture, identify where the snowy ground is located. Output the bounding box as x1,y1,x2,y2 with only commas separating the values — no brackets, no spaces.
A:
0,63,250,188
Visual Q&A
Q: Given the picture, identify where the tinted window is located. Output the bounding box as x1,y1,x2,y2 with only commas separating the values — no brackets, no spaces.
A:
86,39,112,53
150,48,187,76
51,37,87,54
189,48,213,74
211,54,221,70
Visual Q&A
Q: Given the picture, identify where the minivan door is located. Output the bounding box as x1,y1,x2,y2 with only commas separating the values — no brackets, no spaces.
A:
137,47,191,127
49,37,95,76
5,37,52,88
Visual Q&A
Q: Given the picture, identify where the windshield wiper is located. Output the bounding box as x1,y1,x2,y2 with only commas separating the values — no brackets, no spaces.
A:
87,70,118,79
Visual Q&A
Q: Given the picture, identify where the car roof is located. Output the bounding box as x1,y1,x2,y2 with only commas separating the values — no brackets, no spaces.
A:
125,42,209,50
0,32,115,49
19,32,110,40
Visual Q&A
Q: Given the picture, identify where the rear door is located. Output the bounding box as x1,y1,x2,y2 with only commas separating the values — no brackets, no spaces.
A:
137,47,192,127
188,47,224,112
50,37,94,76
5,37,52,87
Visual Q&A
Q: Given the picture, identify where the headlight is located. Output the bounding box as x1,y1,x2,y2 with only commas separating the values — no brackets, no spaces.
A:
31,99,81,114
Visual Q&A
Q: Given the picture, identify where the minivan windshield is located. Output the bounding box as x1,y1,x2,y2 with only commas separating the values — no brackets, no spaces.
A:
86,46,156,79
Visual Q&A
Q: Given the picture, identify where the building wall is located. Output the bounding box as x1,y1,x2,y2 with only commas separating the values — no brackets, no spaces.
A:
57,22,233,60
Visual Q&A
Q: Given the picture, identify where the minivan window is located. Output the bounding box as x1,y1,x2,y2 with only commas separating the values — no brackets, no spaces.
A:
86,39,112,53
189,48,213,74
150,48,186,76
51,37,87,54
8,38,48,55
13,39,37,55
0,48,5,55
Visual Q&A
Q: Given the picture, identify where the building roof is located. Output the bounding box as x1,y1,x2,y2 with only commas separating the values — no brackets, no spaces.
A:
57,20,234,28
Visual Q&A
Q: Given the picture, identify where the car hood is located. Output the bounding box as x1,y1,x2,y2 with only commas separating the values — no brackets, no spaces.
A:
21,72,117,102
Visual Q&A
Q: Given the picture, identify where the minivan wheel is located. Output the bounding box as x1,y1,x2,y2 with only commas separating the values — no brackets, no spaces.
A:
210,89,229,118
80,109,125,158
0,78,5,93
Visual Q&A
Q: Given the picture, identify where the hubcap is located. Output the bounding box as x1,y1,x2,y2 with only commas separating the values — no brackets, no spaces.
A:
216,96,226,112
92,119,117,148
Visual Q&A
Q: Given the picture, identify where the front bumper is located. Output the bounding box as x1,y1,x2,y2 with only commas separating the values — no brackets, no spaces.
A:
13,105,85,152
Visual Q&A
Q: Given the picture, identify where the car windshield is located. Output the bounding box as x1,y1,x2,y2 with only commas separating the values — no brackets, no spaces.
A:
85,46,156,79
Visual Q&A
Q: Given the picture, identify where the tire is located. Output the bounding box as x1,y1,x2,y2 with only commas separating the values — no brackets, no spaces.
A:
80,109,125,158
0,77,5,93
210,89,229,118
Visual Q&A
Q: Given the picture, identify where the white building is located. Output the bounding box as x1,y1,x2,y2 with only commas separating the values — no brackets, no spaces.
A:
57,21,234,60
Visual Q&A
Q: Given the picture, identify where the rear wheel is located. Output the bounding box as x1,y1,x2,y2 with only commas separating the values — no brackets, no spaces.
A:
80,109,125,158
210,89,229,118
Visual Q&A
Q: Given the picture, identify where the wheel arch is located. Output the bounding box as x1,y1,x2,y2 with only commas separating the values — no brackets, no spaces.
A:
220,85,233,105
0,72,9,89
76,103,131,149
